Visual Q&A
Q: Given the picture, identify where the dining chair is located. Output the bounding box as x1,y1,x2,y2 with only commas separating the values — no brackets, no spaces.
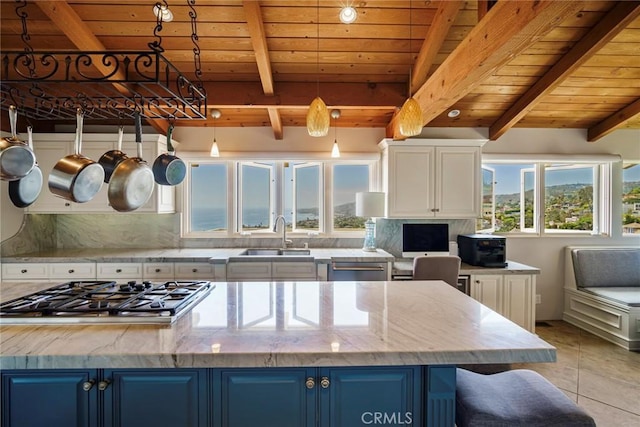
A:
412,255,461,287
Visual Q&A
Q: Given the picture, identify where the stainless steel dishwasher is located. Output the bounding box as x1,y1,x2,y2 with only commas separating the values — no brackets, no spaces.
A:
328,262,388,281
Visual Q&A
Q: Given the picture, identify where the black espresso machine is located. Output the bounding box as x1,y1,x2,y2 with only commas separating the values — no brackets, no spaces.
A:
457,234,507,267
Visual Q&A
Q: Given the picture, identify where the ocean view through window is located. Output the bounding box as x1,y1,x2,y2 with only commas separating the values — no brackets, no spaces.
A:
186,159,375,237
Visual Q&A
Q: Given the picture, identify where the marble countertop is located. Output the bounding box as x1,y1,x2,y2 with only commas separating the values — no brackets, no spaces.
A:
392,260,540,275
1,248,395,264
0,280,555,370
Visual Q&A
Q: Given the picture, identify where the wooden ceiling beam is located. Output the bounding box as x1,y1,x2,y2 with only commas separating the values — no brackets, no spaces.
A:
243,0,283,140
411,0,463,93
489,1,640,141
588,98,640,142
35,0,168,134
202,81,405,109
386,0,584,139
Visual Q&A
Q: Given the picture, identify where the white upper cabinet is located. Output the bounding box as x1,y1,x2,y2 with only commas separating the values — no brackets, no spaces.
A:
379,139,485,219
27,133,175,214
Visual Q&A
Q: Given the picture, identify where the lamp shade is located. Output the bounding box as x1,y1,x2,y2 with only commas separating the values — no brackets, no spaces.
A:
306,96,330,137
355,192,385,218
398,97,423,137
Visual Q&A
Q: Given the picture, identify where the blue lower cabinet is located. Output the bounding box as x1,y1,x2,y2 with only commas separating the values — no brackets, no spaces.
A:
213,368,316,427
102,369,208,427
214,366,422,427
1,369,99,427
425,366,456,427
319,366,421,427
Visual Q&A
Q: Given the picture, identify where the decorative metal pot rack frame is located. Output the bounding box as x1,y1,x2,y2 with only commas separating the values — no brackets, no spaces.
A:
0,0,207,121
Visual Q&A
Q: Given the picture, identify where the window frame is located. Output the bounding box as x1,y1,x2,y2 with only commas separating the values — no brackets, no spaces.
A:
481,154,617,237
180,152,379,239
237,161,276,234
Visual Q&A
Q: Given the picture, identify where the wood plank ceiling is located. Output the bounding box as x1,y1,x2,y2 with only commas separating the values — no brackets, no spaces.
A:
1,0,639,142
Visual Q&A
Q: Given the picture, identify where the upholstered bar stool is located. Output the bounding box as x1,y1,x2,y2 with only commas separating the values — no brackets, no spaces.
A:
455,368,596,427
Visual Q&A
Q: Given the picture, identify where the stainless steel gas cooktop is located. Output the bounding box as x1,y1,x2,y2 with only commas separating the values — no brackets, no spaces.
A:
0,280,213,325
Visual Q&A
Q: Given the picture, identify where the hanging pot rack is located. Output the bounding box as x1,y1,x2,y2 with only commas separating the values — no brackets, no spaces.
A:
0,0,207,122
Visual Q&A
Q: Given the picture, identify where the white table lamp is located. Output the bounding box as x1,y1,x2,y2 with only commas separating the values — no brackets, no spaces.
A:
356,192,385,252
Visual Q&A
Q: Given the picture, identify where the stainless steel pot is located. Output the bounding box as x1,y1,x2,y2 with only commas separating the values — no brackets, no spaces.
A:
9,126,43,208
48,110,105,203
152,125,186,186
107,112,154,212
1,106,36,181
99,126,129,183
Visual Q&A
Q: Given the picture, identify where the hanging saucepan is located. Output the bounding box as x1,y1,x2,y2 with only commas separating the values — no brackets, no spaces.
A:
107,111,155,212
48,109,105,203
1,105,36,181
99,126,129,183
9,126,43,208
152,125,186,186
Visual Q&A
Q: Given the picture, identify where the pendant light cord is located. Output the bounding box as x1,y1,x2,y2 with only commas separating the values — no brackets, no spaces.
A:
316,0,320,97
408,0,412,98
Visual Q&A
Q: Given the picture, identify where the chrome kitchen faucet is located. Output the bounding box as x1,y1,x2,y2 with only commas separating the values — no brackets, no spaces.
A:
274,215,293,249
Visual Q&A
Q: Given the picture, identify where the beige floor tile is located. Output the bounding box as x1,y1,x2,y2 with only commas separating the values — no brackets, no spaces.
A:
578,395,640,427
516,320,640,424
578,369,640,415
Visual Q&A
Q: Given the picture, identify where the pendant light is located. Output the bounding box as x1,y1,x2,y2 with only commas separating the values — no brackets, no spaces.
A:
306,0,330,137
398,0,423,137
210,109,221,157
331,109,341,158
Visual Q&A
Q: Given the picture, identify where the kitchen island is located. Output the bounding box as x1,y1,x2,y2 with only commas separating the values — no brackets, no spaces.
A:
1,280,554,426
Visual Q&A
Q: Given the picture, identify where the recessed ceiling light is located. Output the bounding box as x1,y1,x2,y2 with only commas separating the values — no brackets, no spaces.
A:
447,109,461,118
153,4,173,23
339,6,357,24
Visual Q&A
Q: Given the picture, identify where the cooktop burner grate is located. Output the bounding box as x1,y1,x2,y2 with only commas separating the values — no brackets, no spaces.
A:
0,280,213,324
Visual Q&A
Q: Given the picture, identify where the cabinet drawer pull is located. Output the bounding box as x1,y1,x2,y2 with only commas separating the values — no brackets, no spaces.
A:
98,380,111,391
82,380,96,392
116,269,122,273
21,269,27,274
155,268,161,273
65,202,71,207
192,268,198,273
320,377,330,389
68,269,75,274
305,377,315,389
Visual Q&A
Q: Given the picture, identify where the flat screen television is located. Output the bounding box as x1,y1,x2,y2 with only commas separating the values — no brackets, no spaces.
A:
402,223,450,258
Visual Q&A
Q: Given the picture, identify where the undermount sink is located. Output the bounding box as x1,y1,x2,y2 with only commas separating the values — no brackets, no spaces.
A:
240,248,311,256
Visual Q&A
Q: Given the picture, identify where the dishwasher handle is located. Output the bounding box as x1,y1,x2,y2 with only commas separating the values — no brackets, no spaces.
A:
331,263,385,272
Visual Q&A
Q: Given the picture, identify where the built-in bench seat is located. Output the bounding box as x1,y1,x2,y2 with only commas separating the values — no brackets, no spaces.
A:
563,246,640,351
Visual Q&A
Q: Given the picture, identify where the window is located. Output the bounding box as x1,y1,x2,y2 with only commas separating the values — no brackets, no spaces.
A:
184,157,377,237
481,158,611,236
333,164,369,231
238,162,274,232
292,163,322,232
544,164,595,232
477,166,495,233
483,163,536,233
189,163,228,232
623,163,640,235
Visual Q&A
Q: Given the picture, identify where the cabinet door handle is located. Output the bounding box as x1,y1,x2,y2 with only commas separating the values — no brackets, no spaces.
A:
98,379,111,391
82,379,96,392
320,377,330,389
305,377,315,389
